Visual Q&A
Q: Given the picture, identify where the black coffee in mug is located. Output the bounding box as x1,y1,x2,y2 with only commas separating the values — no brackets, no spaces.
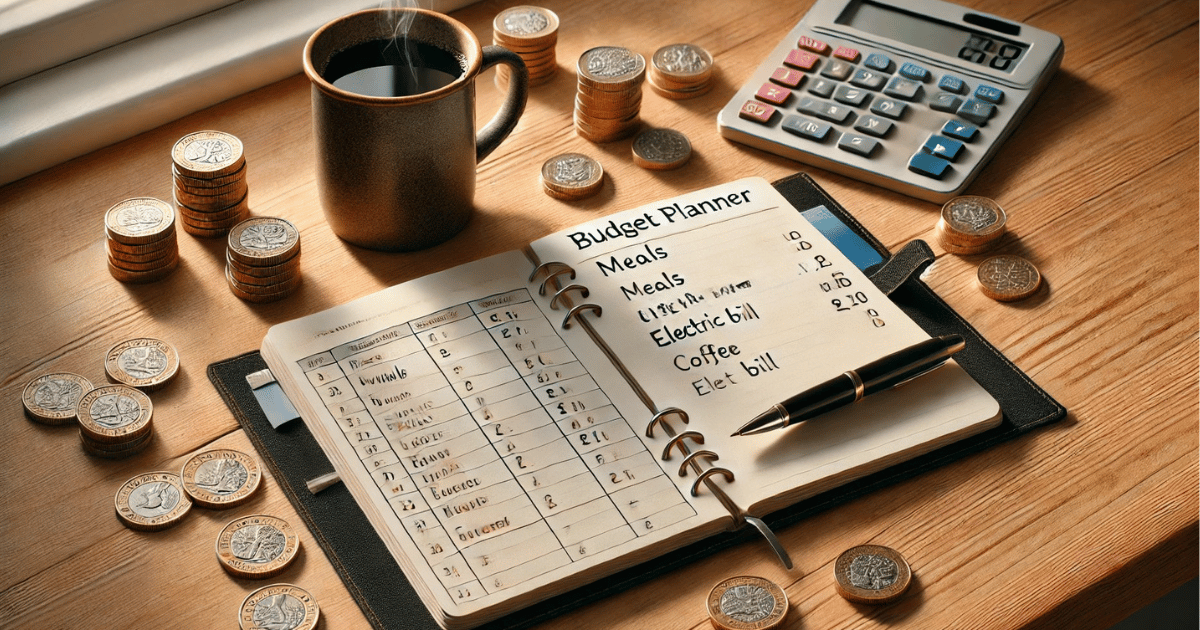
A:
325,39,464,97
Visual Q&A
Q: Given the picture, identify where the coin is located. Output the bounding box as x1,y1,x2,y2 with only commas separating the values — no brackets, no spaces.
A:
114,471,192,531
181,448,262,508
493,6,559,43
540,153,604,200
106,255,180,283
706,576,788,630
227,217,301,266
104,198,176,245
107,249,180,273
977,254,1042,301
937,196,1007,254
217,515,300,578
76,385,153,444
577,46,646,89
80,428,153,459
173,162,247,188
104,337,180,390
225,266,301,303
652,43,713,80
22,373,94,425
833,544,912,604
172,130,245,177
632,128,692,170
239,584,320,630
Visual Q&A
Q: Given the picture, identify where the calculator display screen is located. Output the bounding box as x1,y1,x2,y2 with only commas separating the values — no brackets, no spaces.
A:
835,0,1029,73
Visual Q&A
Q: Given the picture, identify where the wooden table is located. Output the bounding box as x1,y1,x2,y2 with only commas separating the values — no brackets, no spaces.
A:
2,0,1195,627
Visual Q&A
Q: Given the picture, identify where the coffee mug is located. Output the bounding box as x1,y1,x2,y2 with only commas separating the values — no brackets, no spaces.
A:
303,8,528,251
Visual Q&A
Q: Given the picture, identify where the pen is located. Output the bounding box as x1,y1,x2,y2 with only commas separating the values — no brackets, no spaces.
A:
732,334,966,436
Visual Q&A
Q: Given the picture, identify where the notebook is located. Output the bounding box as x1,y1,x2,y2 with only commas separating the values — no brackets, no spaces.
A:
259,176,1001,629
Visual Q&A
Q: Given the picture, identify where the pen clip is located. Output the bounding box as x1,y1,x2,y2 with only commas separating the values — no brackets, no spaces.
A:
888,357,953,390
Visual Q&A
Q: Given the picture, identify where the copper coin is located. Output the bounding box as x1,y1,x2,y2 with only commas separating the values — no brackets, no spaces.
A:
706,576,788,630
226,249,300,276
238,584,320,630
107,255,179,283
22,372,94,425
632,128,692,170
225,266,300,303
172,162,247,188
217,515,300,578
104,337,180,390
105,239,177,265
76,384,153,444
648,78,714,100
114,471,192,531
105,234,177,256
977,255,1042,301
172,130,245,178
227,217,301,266
834,544,912,604
108,249,180,272
182,448,262,508
174,181,249,208
104,198,176,245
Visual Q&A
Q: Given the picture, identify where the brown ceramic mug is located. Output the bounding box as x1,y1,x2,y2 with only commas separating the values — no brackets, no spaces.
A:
303,8,528,251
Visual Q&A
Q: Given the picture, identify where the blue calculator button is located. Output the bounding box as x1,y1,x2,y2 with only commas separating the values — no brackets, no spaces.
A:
820,59,856,81
941,120,978,142
834,84,871,106
908,152,951,179
975,84,1005,104
849,68,887,91
782,115,832,141
883,76,922,101
853,115,893,137
921,134,964,161
799,97,855,123
837,132,880,157
807,77,837,98
869,98,907,120
863,53,893,72
938,75,966,93
957,99,996,125
930,92,964,112
898,62,930,81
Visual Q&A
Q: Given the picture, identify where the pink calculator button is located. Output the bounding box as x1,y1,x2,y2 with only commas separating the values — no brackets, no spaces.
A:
784,49,819,71
738,101,777,124
797,36,830,54
769,67,805,88
833,46,860,62
755,83,791,105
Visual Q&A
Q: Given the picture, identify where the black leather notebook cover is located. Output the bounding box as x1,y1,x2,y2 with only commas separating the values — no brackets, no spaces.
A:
208,173,1065,630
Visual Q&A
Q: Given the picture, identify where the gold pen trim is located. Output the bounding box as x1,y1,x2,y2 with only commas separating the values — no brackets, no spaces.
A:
844,370,865,402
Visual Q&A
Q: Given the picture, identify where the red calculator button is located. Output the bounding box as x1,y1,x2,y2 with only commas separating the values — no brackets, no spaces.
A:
784,49,820,71
769,67,805,88
797,35,830,54
833,46,860,62
755,83,792,105
738,100,777,124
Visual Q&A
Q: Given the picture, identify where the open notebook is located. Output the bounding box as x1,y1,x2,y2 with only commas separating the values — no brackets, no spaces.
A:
261,177,1000,629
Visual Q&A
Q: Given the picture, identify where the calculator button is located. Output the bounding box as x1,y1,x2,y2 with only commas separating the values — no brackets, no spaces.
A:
921,134,964,161
957,99,996,125
833,84,871,107
853,115,893,137
863,53,893,73
770,67,805,88
738,101,778,124
941,120,978,142
849,68,887,91
869,98,907,119
882,77,923,101
799,97,855,124
807,78,838,98
784,49,820,71
820,59,856,81
930,92,964,113
908,152,951,178
938,75,966,93
898,62,930,81
833,46,860,62
975,84,1005,104
755,83,792,105
797,35,830,54
837,133,879,157
782,115,832,141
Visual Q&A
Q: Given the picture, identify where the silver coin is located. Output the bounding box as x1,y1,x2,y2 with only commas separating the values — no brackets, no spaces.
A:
632,128,692,170
578,46,645,84
652,43,713,77
23,373,93,425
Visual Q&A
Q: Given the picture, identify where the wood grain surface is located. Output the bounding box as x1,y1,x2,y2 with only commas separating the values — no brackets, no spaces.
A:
1,0,1195,628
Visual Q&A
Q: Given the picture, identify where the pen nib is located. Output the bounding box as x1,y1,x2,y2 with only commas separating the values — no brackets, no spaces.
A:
733,407,784,436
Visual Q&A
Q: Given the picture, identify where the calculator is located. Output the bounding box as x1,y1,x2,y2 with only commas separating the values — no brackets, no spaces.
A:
717,0,1063,202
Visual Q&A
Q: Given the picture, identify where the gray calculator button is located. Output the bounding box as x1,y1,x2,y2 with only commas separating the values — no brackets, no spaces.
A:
849,68,887,91
799,97,855,123
853,115,893,137
820,59,856,81
782,115,832,141
837,133,879,157
807,78,837,98
833,84,871,106
930,92,964,112
957,99,996,125
882,76,922,101
869,98,907,120
863,53,893,73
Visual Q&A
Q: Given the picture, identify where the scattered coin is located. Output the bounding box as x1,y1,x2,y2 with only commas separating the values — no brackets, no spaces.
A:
76,384,153,445
706,575,789,630
493,5,559,87
224,217,303,303
937,195,1007,254
834,544,912,604
217,515,301,578
114,471,192,531
574,46,646,142
632,128,693,170
22,373,94,425
172,130,251,237
977,254,1043,301
239,584,320,630
540,153,604,200
104,197,180,283
649,43,714,100
104,337,180,391
182,448,262,508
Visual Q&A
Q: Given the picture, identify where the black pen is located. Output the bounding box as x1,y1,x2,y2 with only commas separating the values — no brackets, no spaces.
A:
732,334,967,436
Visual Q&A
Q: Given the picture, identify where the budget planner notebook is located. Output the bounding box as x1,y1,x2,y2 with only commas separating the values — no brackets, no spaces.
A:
260,177,1001,630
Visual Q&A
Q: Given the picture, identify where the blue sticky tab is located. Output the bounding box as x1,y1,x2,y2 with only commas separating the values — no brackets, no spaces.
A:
800,205,884,271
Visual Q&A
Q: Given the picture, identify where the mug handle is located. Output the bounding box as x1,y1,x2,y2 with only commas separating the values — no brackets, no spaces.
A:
476,46,529,162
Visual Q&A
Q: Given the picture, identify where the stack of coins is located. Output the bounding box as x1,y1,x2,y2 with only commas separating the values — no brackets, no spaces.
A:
105,337,180,392
631,128,693,170
225,217,302,303
648,43,714,100
574,46,646,143
540,153,604,200
936,195,1007,255
77,384,155,458
22,373,94,426
104,197,180,284
172,130,250,237
493,5,559,87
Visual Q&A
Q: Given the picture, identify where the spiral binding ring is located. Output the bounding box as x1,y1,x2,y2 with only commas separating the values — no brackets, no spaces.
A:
645,407,690,438
678,450,719,477
561,303,602,329
691,467,735,497
528,262,576,295
549,284,590,310
662,431,705,460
